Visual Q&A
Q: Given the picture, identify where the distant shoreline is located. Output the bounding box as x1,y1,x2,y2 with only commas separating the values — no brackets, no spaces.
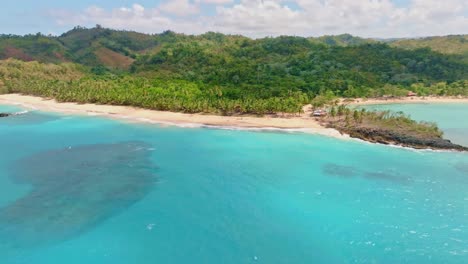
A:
0,93,344,138
345,96,468,106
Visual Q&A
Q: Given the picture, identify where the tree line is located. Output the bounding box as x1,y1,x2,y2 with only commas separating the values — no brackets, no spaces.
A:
1,59,467,115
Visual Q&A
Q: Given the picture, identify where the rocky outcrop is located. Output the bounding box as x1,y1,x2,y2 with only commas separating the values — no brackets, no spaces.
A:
0,113,11,118
342,127,468,151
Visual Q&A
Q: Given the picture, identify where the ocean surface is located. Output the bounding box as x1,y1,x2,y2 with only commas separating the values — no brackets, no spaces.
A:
0,103,467,264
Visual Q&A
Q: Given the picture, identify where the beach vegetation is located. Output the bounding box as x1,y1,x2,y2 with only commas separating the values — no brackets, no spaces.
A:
326,106,444,138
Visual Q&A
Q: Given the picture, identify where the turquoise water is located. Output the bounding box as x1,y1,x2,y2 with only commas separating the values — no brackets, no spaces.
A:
0,104,467,263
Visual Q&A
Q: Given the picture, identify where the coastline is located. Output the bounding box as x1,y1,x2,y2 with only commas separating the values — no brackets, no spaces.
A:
345,96,468,106
1,93,467,151
0,93,344,138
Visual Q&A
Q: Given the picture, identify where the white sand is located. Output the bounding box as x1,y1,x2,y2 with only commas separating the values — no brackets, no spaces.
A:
345,96,468,106
0,94,344,138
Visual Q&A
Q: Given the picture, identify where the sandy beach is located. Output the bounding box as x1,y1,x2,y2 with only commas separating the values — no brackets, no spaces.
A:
346,96,468,106
0,94,344,138
2,94,467,140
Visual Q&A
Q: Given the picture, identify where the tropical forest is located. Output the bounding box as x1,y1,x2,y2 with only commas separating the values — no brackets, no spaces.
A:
1,26,467,115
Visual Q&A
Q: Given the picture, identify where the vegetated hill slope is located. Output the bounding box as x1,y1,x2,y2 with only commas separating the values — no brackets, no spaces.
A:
309,34,377,46
0,26,157,69
56,26,158,69
0,34,67,63
1,26,466,67
389,35,468,63
0,26,466,99
390,35,468,55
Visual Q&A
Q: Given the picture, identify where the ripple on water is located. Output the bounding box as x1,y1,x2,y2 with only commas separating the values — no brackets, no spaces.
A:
0,141,157,248
363,171,408,183
323,163,409,183
455,163,468,175
0,111,58,125
322,164,358,178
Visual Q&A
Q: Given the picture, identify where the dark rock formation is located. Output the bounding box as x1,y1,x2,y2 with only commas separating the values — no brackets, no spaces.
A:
0,113,11,118
343,127,468,151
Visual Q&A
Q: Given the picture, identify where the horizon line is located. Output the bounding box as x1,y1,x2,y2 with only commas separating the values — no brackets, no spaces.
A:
1,25,467,41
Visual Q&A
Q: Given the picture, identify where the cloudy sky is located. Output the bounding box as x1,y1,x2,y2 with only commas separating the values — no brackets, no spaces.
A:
1,0,467,38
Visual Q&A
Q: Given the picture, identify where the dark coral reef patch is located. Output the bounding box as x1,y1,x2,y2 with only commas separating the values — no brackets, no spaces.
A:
0,141,157,248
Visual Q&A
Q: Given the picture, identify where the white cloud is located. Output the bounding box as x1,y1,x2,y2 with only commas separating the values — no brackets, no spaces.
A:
385,0,468,37
213,0,301,36
49,0,468,38
51,4,179,33
159,0,200,16
195,0,234,4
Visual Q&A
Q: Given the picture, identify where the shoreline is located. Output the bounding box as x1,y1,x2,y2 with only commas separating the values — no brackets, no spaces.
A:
0,94,345,138
1,93,467,151
345,96,468,106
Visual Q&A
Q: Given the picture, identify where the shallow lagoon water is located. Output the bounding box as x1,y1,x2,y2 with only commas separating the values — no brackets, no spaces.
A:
0,104,467,263
363,103,468,146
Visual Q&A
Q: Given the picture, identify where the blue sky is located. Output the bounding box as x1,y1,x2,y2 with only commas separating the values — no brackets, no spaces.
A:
1,0,466,38
0,0,162,34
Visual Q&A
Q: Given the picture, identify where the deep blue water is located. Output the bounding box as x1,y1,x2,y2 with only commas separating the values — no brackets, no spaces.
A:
0,104,467,263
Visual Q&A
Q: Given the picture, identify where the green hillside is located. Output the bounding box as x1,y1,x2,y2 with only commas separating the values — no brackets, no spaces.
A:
390,35,468,55
0,26,159,69
309,34,377,46
389,35,468,63
0,34,67,63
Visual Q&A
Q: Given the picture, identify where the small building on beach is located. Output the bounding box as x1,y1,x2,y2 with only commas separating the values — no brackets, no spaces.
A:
313,109,326,117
